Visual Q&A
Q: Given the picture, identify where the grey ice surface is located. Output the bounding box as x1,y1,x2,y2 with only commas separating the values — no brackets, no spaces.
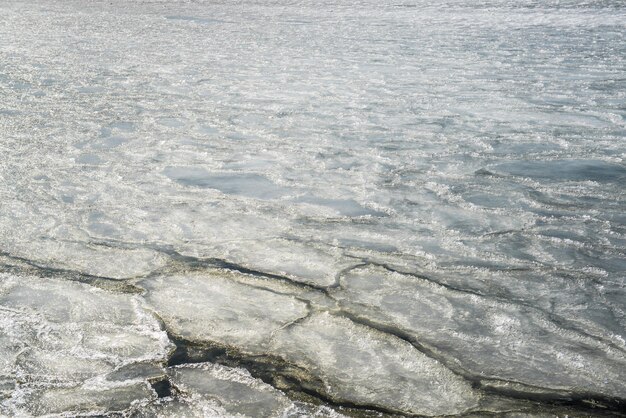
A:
1,0,625,416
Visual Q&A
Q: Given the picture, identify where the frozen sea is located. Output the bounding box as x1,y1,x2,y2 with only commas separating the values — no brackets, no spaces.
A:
0,0,625,416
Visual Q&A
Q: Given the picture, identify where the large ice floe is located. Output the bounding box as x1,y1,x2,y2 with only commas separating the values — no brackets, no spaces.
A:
1,0,625,416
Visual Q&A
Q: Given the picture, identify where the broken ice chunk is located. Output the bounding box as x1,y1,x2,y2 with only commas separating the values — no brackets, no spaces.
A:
0,273,171,415
16,348,112,384
128,397,230,418
141,271,309,353
21,383,156,416
130,363,347,418
271,312,480,416
105,362,165,383
217,238,351,287
4,241,166,280
168,363,293,417
81,323,169,360
334,265,626,400
142,271,479,415
0,275,137,323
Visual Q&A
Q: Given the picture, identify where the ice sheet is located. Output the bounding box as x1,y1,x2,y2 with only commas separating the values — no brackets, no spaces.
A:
1,0,625,415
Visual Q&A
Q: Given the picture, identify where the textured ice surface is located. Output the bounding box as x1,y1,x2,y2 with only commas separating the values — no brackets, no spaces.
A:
271,312,481,416
167,363,294,416
142,271,309,353
0,273,170,416
1,0,625,415
214,238,351,287
23,383,156,416
144,273,479,415
130,363,345,418
334,265,626,399
1,241,166,280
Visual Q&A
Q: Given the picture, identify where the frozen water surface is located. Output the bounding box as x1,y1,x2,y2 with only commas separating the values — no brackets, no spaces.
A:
1,0,625,416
